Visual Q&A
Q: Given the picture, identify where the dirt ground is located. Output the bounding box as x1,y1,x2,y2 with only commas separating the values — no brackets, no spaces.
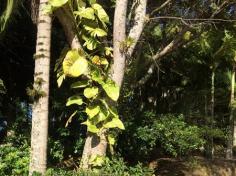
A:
151,157,236,176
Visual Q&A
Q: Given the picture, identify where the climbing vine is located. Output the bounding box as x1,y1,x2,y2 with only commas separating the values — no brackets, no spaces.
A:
48,0,124,155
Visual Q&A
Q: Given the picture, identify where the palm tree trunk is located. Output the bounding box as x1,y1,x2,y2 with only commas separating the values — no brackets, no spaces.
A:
29,0,51,175
226,68,235,159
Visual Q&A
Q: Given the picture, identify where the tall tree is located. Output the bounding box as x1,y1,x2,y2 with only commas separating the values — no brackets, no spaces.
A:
55,0,147,169
29,0,52,174
226,64,235,159
79,0,128,169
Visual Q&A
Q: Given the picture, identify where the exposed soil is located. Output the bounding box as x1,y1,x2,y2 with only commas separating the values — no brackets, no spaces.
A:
152,157,236,176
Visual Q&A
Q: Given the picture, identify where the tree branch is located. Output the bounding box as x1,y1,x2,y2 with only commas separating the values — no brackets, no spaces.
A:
138,1,233,85
137,31,186,85
55,7,83,50
150,0,172,16
127,0,147,57
149,16,236,23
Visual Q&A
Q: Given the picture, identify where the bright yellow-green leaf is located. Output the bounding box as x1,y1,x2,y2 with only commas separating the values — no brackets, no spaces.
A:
74,7,95,20
84,87,99,99
100,58,109,65
95,109,109,123
57,74,65,88
82,36,99,50
91,69,104,84
104,118,125,130
81,120,99,133
65,111,77,127
89,155,105,167
105,47,113,57
108,134,115,145
108,106,118,118
92,28,107,37
92,3,109,24
84,26,107,37
91,56,108,66
92,55,100,65
71,80,89,88
86,105,100,118
63,50,88,77
183,31,192,41
102,79,120,101
49,0,68,7
66,96,83,106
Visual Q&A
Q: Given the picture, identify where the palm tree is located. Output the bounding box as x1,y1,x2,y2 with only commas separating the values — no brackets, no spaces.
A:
29,0,52,175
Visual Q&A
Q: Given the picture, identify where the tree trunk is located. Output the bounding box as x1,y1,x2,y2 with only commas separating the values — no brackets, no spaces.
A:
226,68,235,159
29,0,51,175
206,68,215,159
80,0,128,169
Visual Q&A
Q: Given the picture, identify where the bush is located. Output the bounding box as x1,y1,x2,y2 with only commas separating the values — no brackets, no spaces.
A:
137,113,205,156
120,112,205,159
46,157,153,176
0,142,29,175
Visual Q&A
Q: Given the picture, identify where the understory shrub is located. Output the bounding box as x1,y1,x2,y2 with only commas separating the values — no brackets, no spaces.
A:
46,157,153,176
0,142,30,175
119,112,205,160
136,113,205,157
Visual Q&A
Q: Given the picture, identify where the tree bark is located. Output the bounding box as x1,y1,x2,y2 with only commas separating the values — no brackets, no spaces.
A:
206,68,215,159
226,67,235,159
127,0,147,57
55,7,82,50
29,0,51,175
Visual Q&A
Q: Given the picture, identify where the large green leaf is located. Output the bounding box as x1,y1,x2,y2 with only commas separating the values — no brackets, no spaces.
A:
74,7,95,20
84,26,107,37
57,73,65,88
86,105,100,118
63,50,88,77
101,79,120,101
103,118,125,130
89,155,105,167
108,134,115,145
92,3,109,24
81,120,99,133
49,0,68,7
82,35,99,50
71,80,89,89
84,87,99,99
66,96,83,106
91,69,104,84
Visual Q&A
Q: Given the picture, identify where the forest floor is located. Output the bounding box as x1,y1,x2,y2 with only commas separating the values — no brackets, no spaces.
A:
153,156,236,176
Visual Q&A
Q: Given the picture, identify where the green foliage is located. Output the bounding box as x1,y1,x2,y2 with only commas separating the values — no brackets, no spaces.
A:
136,113,204,157
45,157,153,176
63,49,88,77
48,139,64,163
100,157,153,176
122,113,205,158
0,0,14,33
0,142,29,175
53,1,124,150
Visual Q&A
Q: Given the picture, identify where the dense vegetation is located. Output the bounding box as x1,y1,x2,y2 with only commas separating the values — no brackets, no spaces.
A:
0,0,236,175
